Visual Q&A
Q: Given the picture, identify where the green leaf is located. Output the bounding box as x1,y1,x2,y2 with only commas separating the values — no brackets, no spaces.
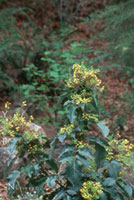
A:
88,136,109,147
54,189,66,200
124,185,133,197
4,159,14,181
77,147,92,158
97,122,109,137
79,103,85,111
76,154,89,168
117,181,133,197
46,159,58,173
66,160,81,185
59,144,75,158
95,144,106,168
9,137,21,154
59,151,74,163
66,105,77,123
49,136,57,159
93,93,98,110
46,176,57,188
105,187,125,200
103,177,116,187
8,170,20,188
99,192,108,200
67,189,77,196
63,195,72,200
29,176,46,187
50,71,59,81
64,100,74,106
108,161,122,179
22,163,40,178
58,132,67,142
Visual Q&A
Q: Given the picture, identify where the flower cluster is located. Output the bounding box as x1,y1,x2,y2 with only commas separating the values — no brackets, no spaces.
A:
82,113,99,122
23,131,38,141
66,64,104,92
59,124,74,135
80,181,103,200
4,101,11,110
27,143,42,154
59,64,102,140
75,140,89,149
71,94,92,105
106,137,134,168
0,102,37,141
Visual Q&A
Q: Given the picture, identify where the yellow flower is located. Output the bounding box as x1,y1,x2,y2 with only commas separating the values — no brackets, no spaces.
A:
126,152,130,157
66,64,102,90
30,115,34,121
129,144,133,150
80,181,103,200
59,124,74,136
96,80,101,86
75,141,87,149
16,127,19,131
10,133,15,138
33,133,38,139
22,101,27,107
82,113,99,122
108,152,114,155
100,86,104,92
4,102,10,109
26,122,30,127
20,117,25,123
1,132,4,136
122,139,129,145
117,133,121,138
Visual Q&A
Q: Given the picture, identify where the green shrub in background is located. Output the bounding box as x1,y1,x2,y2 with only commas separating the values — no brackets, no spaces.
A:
20,34,93,125
1,64,134,199
90,0,134,74
0,2,96,122
0,0,106,123
0,6,44,96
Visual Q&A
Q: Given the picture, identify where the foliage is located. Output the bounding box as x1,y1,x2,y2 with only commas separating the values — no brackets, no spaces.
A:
1,64,134,199
20,37,91,123
90,0,134,74
0,1,99,125
19,63,49,114
0,6,44,96
0,101,36,139
106,134,134,176
0,0,105,122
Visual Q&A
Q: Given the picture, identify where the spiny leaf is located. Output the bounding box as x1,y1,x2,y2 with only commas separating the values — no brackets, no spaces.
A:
59,151,74,163
77,147,92,158
66,160,82,185
66,105,77,123
97,122,109,137
103,177,116,187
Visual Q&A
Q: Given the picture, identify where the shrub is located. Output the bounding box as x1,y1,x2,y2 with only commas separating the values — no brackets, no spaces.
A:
1,64,134,199
0,6,44,96
90,0,134,74
20,38,91,124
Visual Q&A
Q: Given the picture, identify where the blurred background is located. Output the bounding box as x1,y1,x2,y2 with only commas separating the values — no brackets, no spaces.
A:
0,0,134,140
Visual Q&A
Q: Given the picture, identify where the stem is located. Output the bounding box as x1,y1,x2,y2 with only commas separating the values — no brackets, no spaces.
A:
17,181,23,197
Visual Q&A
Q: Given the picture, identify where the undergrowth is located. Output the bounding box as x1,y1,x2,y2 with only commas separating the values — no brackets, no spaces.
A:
0,64,134,200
